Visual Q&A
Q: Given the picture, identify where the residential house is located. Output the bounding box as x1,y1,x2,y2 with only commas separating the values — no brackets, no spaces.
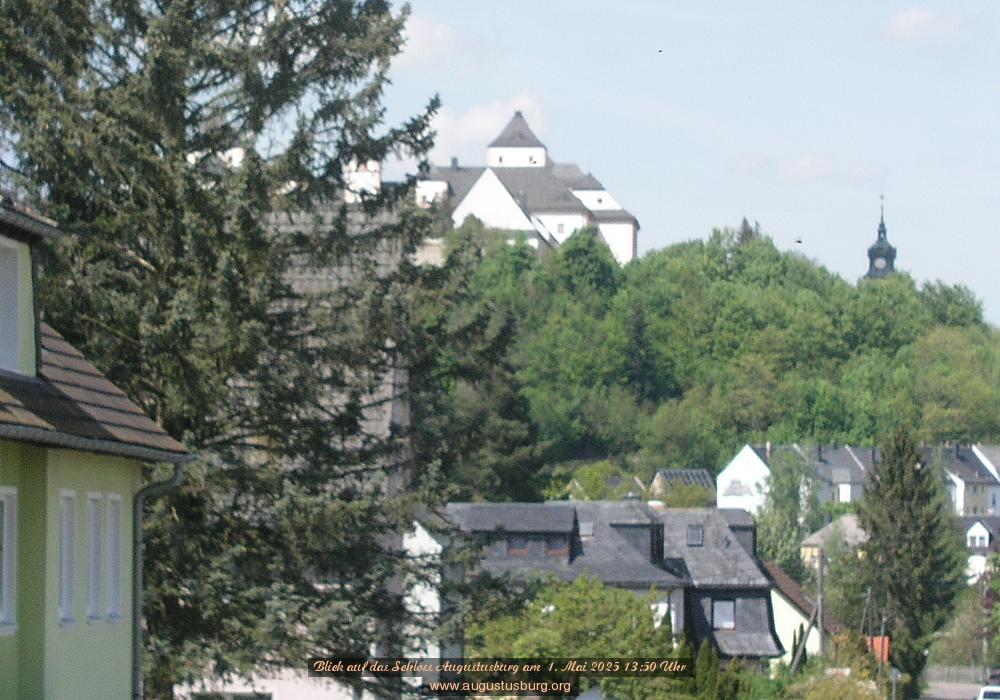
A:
649,468,715,501
717,442,1000,518
800,514,868,569
928,445,1000,517
410,500,784,664
0,197,191,699
959,515,1000,584
415,112,640,264
761,560,844,665
656,507,783,662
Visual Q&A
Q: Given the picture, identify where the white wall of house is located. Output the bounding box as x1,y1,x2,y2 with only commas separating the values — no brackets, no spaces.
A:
597,223,637,265
966,554,989,585
416,180,448,208
486,146,546,168
452,170,533,231
343,159,382,203
572,190,622,211
535,213,591,244
717,445,771,515
669,588,685,643
966,521,991,549
770,590,824,666
947,471,965,515
402,520,443,658
972,446,1000,514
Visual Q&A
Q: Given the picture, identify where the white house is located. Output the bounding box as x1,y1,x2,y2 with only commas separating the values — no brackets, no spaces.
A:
415,112,640,265
762,560,843,666
959,516,1000,584
715,445,773,514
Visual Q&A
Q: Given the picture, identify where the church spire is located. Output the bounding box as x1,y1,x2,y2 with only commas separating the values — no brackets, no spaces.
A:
866,195,896,279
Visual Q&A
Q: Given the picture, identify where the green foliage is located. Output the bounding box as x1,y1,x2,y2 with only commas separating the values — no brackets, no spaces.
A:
694,639,719,699
757,450,819,582
447,222,998,480
0,1,450,696
858,427,966,699
659,483,716,508
469,577,690,699
935,575,999,666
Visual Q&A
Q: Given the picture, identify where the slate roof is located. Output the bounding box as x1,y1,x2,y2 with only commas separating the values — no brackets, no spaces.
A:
426,165,485,204
924,445,1000,485
0,324,191,463
492,168,591,214
445,502,576,534
974,445,1000,478
442,500,688,589
660,509,770,588
488,112,545,148
761,560,844,635
717,508,756,529
589,208,639,225
714,631,783,658
800,514,868,549
550,163,603,190
654,468,715,491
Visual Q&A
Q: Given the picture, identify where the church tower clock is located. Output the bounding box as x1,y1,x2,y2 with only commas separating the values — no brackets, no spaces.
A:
866,198,897,279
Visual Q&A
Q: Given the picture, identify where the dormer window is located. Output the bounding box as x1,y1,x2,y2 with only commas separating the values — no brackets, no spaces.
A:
545,535,568,556
0,236,32,374
687,524,703,547
507,535,528,556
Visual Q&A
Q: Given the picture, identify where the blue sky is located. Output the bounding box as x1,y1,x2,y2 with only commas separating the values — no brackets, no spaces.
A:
382,2,1000,324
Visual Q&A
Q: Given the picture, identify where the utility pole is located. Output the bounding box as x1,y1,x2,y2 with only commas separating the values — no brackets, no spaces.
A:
817,543,825,657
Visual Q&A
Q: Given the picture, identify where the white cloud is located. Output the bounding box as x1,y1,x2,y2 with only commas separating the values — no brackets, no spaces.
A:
731,153,884,188
395,16,456,69
885,7,962,41
428,94,545,166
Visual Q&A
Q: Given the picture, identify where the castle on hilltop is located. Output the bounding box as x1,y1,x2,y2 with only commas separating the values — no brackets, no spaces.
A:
415,112,639,264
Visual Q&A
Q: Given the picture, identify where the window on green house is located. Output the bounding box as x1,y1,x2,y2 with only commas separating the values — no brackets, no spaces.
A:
59,491,76,623
87,494,103,620
106,494,122,618
0,488,16,629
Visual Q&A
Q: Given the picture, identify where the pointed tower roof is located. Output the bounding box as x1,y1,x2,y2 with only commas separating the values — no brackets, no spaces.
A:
489,111,545,148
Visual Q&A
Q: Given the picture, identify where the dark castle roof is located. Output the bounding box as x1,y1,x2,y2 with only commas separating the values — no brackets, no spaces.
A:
488,111,546,149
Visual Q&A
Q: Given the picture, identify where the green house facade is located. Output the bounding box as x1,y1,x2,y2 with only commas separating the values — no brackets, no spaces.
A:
0,200,190,699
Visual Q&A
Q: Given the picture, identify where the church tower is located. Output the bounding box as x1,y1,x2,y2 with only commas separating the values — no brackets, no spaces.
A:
866,198,897,279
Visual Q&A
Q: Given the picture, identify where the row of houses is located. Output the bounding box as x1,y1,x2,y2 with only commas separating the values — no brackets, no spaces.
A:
717,442,1000,517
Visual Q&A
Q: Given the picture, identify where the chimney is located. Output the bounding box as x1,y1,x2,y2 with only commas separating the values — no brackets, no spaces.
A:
817,445,823,462
766,441,773,460
955,442,961,459
871,447,877,465
450,156,458,169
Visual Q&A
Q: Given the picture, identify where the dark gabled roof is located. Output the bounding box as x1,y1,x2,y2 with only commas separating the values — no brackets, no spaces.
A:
445,502,576,534
960,516,1000,540
660,509,770,588
654,468,715,491
492,168,591,214
443,500,688,589
0,324,191,463
761,560,844,635
800,445,868,485
426,165,486,205
0,194,61,243
717,508,756,529
713,631,783,658
488,112,545,149
924,445,1000,485
589,208,639,226
550,163,603,190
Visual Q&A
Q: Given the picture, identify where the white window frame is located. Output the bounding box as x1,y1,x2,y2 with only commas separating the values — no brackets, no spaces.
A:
106,494,123,620
0,487,16,633
86,493,103,621
712,599,735,630
59,490,76,625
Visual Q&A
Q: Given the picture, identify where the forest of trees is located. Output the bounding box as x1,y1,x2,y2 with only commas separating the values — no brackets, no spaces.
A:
429,218,1000,501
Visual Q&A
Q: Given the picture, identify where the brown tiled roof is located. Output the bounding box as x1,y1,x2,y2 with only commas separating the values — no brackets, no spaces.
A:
0,323,190,463
761,560,844,635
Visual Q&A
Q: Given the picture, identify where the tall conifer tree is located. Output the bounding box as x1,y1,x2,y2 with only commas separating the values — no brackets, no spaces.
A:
858,427,964,698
